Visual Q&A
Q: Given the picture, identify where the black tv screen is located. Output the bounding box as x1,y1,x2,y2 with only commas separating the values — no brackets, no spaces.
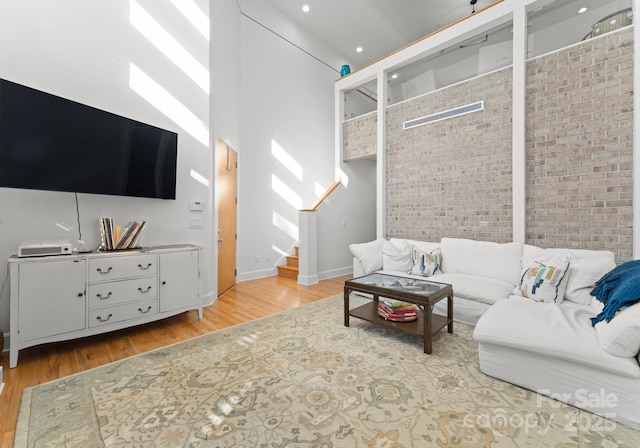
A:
0,79,177,199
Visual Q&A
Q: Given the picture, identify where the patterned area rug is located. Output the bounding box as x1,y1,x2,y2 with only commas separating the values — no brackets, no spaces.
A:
16,294,640,447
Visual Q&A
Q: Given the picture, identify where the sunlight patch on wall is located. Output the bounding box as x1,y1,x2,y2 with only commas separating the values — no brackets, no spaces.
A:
55,222,73,232
272,174,303,210
130,0,210,94
272,211,299,240
129,63,209,145
170,0,210,40
271,140,303,181
336,167,349,188
314,182,326,198
272,244,287,257
190,169,210,188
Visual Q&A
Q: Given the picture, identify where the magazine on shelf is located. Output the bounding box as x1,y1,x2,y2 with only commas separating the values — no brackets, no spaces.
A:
99,218,147,250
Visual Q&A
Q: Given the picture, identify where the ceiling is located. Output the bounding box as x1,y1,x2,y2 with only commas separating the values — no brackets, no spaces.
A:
259,0,484,70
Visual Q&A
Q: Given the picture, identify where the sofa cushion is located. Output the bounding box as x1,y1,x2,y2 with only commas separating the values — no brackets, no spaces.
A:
410,247,441,277
473,297,640,378
390,238,440,253
430,273,513,305
440,238,523,286
349,239,385,274
594,302,640,357
523,245,616,305
382,240,413,272
513,260,570,303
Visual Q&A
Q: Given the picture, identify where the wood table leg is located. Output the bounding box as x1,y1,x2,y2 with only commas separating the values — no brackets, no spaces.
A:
424,305,432,354
344,288,350,327
447,293,454,333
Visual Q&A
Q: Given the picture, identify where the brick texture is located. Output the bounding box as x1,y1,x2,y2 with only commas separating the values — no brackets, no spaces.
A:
385,69,514,243
344,29,634,263
526,29,633,263
343,112,377,161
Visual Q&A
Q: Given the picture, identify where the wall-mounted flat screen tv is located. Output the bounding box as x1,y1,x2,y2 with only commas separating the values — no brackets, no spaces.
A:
0,79,177,199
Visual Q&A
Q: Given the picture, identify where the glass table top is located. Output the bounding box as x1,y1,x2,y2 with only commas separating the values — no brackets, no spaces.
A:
347,273,449,296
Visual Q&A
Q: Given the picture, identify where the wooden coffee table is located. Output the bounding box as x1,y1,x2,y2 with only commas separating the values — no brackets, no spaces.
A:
344,273,453,354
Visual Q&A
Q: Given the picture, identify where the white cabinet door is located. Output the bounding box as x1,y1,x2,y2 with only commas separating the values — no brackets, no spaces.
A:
159,250,199,313
18,259,86,341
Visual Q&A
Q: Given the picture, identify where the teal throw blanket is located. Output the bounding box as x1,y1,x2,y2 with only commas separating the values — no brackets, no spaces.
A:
590,260,640,325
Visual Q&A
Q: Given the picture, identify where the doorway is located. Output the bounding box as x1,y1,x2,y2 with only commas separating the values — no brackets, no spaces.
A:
216,140,237,296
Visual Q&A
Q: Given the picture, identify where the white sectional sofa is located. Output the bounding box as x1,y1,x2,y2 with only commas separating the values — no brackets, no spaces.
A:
349,237,640,430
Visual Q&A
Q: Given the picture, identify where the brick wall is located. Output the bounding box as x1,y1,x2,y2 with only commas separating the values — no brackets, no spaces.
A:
343,112,377,161
345,29,634,262
526,29,633,262
385,69,514,243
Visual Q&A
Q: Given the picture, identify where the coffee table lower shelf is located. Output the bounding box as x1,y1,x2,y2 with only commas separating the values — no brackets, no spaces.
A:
348,302,449,339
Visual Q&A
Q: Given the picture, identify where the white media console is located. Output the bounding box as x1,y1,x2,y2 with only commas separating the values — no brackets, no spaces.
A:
9,244,202,368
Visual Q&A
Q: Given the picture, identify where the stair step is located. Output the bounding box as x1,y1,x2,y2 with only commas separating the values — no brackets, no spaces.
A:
286,255,299,268
277,265,298,280
278,246,300,279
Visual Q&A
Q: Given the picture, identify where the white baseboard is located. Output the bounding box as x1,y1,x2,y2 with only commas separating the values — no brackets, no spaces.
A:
237,268,277,283
297,274,319,285
318,266,352,280
234,266,352,286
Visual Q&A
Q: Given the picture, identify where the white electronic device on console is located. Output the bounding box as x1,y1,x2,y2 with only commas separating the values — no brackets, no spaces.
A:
18,239,73,258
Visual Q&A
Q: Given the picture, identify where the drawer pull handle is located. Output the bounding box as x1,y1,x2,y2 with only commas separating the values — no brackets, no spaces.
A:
97,314,113,323
138,286,152,293
97,292,113,300
97,267,113,274
138,306,152,314
138,263,152,270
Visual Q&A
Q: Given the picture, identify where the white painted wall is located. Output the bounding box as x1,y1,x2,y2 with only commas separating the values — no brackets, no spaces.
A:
210,0,242,298
238,14,339,280
0,0,212,334
316,159,377,279
0,0,376,345
236,4,376,281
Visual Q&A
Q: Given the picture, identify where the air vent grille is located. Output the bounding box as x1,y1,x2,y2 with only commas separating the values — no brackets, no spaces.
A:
403,101,484,130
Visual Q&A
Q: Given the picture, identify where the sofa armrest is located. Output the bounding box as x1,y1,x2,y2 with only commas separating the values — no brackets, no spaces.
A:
353,258,365,277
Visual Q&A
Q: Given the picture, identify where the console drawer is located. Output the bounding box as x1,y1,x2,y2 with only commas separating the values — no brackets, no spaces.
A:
89,254,157,282
89,299,158,328
88,277,157,308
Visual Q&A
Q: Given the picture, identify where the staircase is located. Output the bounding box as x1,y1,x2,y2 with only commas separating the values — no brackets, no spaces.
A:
277,246,299,279
279,180,341,284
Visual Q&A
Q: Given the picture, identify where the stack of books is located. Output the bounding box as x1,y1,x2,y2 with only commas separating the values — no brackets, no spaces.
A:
99,217,147,250
377,298,419,322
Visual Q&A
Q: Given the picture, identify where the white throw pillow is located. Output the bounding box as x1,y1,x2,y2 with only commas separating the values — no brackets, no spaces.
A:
440,238,523,285
410,246,441,277
382,240,413,272
564,257,616,305
390,238,440,254
513,260,570,303
594,303,640,357
349,239,385,274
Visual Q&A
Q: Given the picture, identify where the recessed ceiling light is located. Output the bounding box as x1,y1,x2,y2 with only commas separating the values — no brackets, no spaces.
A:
578,7,588,14
302,5,310,13
391,74,398,79
356,46,363,53
610,19,617,25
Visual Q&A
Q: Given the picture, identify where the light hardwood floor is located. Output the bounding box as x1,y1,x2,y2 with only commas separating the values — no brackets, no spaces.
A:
0,274,351,446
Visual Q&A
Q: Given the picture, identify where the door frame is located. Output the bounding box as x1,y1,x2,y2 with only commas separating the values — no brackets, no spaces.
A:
216,139,237,296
